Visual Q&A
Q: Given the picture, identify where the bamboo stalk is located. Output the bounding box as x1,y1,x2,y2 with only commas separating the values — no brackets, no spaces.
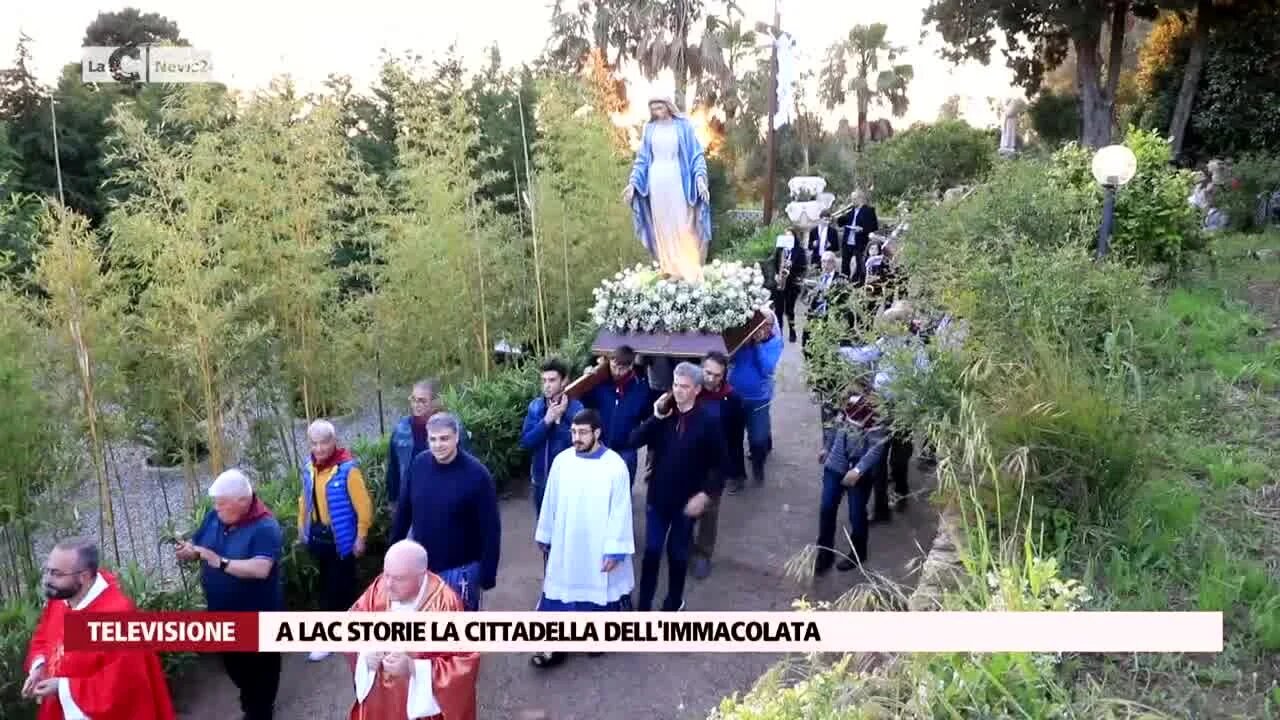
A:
561,209,572,339
517,92,551,357
67,304,120,565
105,441,139,564
469,198,492,379
512,157,526,239
195,333,226,476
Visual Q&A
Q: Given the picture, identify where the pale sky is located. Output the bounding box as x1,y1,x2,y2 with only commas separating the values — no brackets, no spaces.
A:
4,0,1018,128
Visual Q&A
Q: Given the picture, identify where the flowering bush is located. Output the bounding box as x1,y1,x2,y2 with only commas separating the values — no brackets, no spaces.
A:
590,260,772,334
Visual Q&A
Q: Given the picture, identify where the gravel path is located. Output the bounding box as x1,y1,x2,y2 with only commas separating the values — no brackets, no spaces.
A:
170,336,940,720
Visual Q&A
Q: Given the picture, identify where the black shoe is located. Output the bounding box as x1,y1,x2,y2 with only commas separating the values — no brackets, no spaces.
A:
870,510,892,525
789,328,798,343
813,559,833,577
892,495,908,512
727,477,745,495
836,554,863,572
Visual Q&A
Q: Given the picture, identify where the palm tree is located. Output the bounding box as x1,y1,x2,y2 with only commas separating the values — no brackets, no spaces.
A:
818,23,914,150
631,0,740,111
545,0,640,72
699,17,760,119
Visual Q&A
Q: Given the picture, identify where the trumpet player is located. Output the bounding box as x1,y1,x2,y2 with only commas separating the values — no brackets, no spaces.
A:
769,229,807,343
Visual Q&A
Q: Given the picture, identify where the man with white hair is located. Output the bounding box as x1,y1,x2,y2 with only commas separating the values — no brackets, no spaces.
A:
297,419,373,662
347,539,480,720
803,250,849,349
177,469,283,720
627,361,725,611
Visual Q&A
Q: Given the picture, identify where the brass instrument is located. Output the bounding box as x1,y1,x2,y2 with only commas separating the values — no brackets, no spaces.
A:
777,246,793,287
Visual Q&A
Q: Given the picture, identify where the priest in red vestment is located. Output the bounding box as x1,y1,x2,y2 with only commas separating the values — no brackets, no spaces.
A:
22,538,175,720
347,539,480,720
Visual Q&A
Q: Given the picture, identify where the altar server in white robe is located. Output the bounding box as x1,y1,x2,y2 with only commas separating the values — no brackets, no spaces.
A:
529,407,635,669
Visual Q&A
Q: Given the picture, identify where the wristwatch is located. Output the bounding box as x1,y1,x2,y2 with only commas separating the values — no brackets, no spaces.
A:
218,557,230,572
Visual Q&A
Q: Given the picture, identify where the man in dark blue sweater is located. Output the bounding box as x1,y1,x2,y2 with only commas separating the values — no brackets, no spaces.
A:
627,361,726,611
391,412,501,610
579,345,650,485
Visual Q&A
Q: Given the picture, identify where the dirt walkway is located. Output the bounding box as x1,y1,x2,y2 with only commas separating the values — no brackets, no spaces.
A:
174,339,939,720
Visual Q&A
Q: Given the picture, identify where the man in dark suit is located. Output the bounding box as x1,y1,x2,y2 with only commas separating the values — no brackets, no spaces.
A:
836,191,879,284
807,210,842,266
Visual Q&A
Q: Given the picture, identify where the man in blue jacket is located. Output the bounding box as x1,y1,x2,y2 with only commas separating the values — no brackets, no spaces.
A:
815,385,888,575
627,362,725,611
520,358,584,519
728,311,785,487
579,345,650,484
385,378,471,509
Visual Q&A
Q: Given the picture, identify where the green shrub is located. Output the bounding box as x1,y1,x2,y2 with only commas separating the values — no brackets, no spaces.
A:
1050,128,1204,270
0,598,40,720
442,367,539,495
1027,91,1080,148
902,159,1096,306
714,219,785,264
862,120,996,201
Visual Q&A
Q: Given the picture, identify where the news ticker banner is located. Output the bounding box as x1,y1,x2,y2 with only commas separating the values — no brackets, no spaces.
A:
63,611,1222,654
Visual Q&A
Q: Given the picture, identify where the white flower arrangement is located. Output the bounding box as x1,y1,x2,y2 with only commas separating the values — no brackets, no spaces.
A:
589,260,772,334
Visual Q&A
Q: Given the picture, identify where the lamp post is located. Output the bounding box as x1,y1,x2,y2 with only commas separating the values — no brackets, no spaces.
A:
1090,144,1137,260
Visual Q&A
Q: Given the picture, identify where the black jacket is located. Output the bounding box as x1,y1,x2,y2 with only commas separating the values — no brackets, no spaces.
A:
808,224,842,265
627,404,726,512
836,204,879,250
770,239,807,291
697,389,747,481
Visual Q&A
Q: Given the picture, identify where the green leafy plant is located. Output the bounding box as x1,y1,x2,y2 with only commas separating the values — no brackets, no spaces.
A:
861,120,996,201
1050,128,1204,271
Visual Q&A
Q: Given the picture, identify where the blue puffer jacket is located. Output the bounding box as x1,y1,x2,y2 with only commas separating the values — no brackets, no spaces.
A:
519,395,584,487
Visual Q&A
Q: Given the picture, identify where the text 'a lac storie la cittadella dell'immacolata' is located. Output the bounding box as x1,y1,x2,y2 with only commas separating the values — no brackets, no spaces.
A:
276,619,822,644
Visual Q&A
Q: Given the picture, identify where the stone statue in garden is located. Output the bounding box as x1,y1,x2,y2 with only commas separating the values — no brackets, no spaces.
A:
999,98,1025,156
623,96,713,283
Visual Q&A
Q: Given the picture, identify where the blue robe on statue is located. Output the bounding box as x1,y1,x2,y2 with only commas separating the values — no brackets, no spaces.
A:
628,116,713,265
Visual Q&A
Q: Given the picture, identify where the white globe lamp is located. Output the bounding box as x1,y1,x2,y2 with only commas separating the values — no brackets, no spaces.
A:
1091,144,1138,259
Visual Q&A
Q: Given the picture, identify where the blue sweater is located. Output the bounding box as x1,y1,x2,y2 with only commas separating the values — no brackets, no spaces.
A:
519,395,584,487
729,329,785,401
581,374,650,454
390,451,501,589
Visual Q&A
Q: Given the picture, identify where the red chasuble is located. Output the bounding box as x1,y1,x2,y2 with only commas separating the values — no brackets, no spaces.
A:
347,572,480,720
24,570,176,720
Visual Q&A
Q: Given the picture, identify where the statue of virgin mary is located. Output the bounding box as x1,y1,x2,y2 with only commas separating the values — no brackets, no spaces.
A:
622,96,713,283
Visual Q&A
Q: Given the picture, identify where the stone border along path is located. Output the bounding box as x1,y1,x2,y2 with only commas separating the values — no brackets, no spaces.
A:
174,337,940,720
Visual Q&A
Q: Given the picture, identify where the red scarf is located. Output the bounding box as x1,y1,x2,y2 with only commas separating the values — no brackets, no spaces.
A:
230,495,273,528
311,447,354,473
699,382,734,402
410,414,428,446
613,371,634,397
